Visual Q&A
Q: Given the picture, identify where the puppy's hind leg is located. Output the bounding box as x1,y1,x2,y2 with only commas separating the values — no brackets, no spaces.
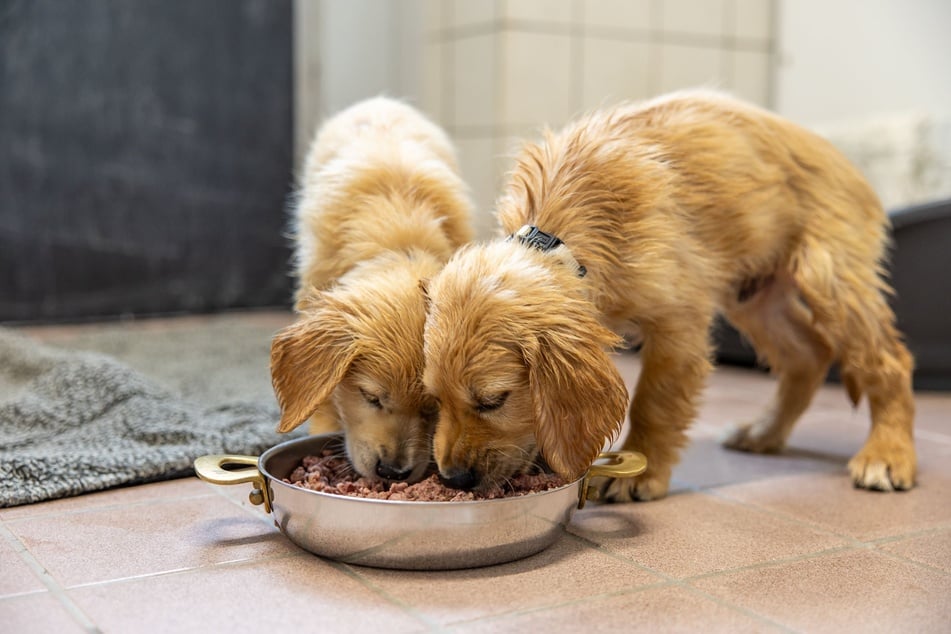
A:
722,271,834,453
838,295,916,491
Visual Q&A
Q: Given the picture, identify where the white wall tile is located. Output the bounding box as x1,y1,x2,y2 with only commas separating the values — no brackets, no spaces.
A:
660,0,726,38
455,136,502,238
729,49,772,106
293,0,321,168
581,38,651,111
733,0,773,42
658,43,726,94
448,0,496,29
420,40,445,123
500,0,574,25
452,34,497,128
499,31,576,127
421,0,445,32
582,0,652,31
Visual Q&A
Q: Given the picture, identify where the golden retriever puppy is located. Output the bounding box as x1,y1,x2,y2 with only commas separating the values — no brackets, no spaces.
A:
271,97,473,483
422,90,915,499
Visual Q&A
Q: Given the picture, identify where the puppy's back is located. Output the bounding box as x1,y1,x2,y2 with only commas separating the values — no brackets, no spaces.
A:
303,97,460,178
292,97,473,299
499,90,885,287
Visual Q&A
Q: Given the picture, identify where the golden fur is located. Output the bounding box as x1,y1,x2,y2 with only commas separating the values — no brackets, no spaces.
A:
422,90,916,498
271,97,473,484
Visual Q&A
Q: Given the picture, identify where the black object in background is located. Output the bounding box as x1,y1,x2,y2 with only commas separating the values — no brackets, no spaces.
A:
0,0,294,323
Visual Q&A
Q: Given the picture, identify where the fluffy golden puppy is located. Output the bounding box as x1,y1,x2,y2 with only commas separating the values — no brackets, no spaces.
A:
422,90,916,499
271,97,473,484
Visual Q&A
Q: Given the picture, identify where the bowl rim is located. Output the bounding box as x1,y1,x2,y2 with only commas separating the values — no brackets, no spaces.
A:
260,433,582,508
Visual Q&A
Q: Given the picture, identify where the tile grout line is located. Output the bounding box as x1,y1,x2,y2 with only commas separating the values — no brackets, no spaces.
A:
702,482,951,556
695,482,885,546
558,530,796,633
867,523,951,546
0,588,46,601
868,542,951,579
3,481,311,596
683,487,951,579
333,527,679,632
0,490,219,523
677,584,798,634
331,561,446,633
441,580,676,631
63,551,310,591
683,544,860,583
0,521,101,633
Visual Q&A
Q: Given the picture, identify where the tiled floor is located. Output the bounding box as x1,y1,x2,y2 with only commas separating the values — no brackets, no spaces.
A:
2,312,950,633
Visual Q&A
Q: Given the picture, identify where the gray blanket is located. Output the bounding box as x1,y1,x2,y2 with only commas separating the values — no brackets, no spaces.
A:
0,327,299,507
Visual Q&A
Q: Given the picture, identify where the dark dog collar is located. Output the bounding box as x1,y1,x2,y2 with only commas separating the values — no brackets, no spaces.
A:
508,225,587,277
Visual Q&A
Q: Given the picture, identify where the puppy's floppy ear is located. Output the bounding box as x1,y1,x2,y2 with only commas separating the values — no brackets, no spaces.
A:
522,304,628,480
270,293,356,433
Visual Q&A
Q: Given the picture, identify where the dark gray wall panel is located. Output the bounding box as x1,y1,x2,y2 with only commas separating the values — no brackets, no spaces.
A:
0,0,294,322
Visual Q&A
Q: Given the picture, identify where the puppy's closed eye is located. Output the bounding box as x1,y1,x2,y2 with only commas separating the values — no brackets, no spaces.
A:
475,391,510,414
359,388,384,410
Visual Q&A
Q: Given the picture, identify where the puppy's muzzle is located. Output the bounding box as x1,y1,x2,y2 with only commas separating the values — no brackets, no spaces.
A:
440,467,480,491
375,460,414,482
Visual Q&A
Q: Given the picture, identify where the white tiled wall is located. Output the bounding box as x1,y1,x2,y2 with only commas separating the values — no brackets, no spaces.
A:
500,30,576,127
422,0,777,236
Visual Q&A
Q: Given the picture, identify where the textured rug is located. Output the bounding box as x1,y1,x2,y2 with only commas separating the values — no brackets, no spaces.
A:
0,326,300,507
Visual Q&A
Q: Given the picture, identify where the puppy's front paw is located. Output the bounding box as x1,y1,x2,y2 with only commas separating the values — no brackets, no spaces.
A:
848,442,916,492
595,472,670,502
722,421,785,454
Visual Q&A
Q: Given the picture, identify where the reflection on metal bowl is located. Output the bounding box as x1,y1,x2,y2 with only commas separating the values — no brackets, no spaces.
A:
195,433,646,570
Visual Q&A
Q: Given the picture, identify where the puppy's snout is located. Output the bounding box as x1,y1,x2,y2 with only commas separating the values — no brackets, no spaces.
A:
440,467,479,491
375,460,413,482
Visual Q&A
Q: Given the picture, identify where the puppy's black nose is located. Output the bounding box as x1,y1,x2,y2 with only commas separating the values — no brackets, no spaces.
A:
375,460,413,481
441,468,479,490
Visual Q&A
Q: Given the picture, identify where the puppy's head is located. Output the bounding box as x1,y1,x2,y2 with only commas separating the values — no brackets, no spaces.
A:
271,255,439,483
422,242,628,490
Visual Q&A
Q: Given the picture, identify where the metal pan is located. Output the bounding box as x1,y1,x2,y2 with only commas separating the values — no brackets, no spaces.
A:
195,433,646,570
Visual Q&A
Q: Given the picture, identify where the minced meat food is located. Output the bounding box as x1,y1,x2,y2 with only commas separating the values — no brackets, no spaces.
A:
285,450,568,501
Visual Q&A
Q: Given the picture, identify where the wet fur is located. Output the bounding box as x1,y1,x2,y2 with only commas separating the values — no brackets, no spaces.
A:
422,90,916,498
271,97,473,483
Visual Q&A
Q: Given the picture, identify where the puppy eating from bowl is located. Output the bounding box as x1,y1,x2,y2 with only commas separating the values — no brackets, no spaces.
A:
422,90,916,499
270,97,474,484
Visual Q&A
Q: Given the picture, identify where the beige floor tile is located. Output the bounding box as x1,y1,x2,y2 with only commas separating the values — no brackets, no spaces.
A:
714,470,951,541
6,492,299,587
876,527,951,574
449,585,784,633
672,434,845,490
568,491,849,579
348,534,661,625
0,593,87,634
0,529,46,597
68,555,429,633
1,477,213,521
690,548,951,633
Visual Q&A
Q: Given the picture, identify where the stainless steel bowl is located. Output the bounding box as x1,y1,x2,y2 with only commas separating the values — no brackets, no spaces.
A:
195,433,645,570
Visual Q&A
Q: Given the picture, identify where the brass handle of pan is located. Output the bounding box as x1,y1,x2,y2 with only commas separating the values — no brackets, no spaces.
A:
194,454,272,513
578,451,648,509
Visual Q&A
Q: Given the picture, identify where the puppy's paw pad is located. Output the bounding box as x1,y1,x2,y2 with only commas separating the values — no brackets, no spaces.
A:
848,449,915,492
598,475,669,502
722,422,784,454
